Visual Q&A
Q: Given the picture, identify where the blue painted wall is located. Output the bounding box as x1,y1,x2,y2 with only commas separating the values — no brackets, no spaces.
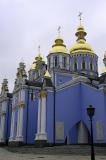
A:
55,73,72,86
56,84,81,144
26,90,38,144
46,91,54,143
5,99,12,143
81,83,106,143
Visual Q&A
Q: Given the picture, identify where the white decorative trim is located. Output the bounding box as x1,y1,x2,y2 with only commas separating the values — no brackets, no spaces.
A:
15,136,24,141
56,76,90,91
35,133,47,140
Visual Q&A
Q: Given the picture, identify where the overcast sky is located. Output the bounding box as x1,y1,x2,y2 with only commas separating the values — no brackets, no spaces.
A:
0,0,106,92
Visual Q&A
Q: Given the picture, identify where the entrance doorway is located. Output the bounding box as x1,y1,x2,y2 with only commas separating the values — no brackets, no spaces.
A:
68,121,90,144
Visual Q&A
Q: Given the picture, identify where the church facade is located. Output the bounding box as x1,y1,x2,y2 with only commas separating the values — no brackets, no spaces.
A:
0,23,106,146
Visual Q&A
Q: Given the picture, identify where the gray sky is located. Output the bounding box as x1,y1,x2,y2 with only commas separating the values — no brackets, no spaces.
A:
0,0,106,92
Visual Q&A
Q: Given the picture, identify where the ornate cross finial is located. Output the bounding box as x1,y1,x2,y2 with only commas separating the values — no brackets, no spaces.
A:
4,75,7,79
38,45,40,53
21,57,24,63
58,26,61,35
78,12,82,25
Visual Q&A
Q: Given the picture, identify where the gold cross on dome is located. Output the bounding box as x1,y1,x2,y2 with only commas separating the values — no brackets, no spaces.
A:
21,57,24,63
38,45,40,53
58,26,61,35
78,12,82,25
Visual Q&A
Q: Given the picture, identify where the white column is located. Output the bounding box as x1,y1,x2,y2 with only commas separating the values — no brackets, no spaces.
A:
16,88,25,142
16,106,24,141
0,113,6,142
35,91,47,141
16,108,20,138
37,96,41,133
66,56,69,70
18,107,24,137
9,110,15,141
41,97,46,134
35,96,41,140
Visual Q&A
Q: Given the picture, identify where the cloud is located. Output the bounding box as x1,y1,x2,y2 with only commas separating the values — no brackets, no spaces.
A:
0,0,106,91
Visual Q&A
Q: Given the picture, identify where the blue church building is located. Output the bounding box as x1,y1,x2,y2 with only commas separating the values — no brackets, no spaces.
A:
0,22,106,146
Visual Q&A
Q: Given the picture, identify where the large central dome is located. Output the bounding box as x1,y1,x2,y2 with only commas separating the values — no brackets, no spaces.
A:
70,25,94,54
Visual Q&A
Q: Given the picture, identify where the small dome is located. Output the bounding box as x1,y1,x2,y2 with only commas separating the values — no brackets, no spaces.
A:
70,25,94,54
30,46,43,70
44,70,51,78
49,34,68,54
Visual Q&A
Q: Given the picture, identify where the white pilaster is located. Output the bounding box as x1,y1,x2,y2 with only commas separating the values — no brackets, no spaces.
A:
66,56,69,70
0,100,7,143
18,107,24,137
37,96,41,133
35,91,47,141
41,97,46,134
9,110,15,141
35,96,41,140
0,113,6,142
16,108,20,139
16,88,25,142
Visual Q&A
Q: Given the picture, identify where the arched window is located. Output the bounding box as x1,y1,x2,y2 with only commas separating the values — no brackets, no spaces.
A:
90,62,93,70
63,57,66,68
82,61,86,70
74,62,77,70
54,56,58,67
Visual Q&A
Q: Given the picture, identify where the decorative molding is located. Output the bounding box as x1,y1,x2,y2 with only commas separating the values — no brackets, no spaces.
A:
0,97,9,103
40,90,47,98
0,111,6,116
19,101,25,108
12,107,17,111
56,76,90,91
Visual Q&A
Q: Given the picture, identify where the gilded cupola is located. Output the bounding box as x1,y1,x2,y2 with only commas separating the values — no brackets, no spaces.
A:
49,27,68,54
70,24,94,54
30,46,43,70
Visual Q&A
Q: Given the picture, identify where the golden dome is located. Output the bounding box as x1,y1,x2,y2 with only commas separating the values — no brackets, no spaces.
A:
44,70,51,78
30,46,43,70
70,25,94,54
49,34,68,54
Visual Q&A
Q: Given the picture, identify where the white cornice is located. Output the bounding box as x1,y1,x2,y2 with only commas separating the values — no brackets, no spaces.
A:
56,76,91,91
